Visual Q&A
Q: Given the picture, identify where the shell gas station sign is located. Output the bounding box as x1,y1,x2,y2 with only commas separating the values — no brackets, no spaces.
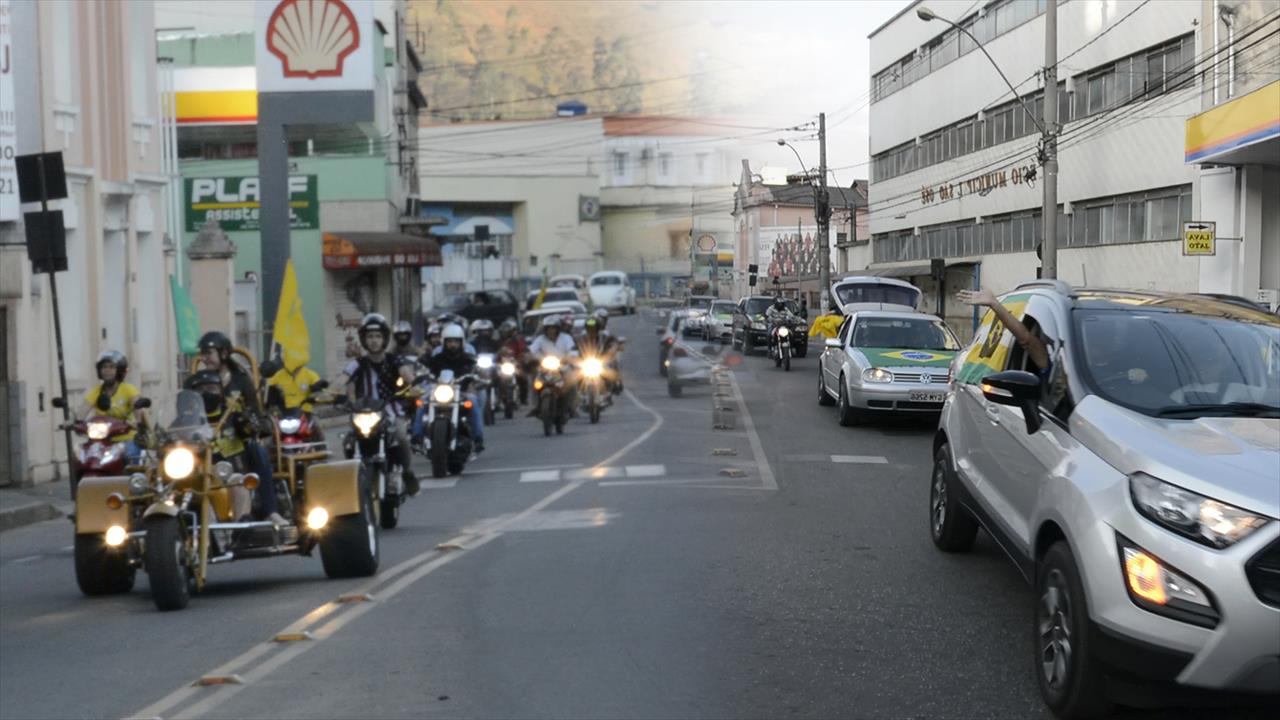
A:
255,0,375,94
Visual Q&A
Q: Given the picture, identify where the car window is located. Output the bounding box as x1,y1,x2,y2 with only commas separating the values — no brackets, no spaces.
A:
688,297,713,311
591,276,622,286
837,317,852,345
834,283,920,308
712,301,735,316
491,291,514,304
1004,297,1075,417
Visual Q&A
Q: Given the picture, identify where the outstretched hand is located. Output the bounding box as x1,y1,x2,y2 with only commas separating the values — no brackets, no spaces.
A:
956,288,998,307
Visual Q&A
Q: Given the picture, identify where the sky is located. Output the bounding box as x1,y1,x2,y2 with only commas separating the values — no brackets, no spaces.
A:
155,0,913,184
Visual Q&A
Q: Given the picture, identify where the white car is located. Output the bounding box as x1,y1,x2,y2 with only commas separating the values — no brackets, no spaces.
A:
524,288,582,311
830,276,921,315
588,271,636,314
550,274,590,305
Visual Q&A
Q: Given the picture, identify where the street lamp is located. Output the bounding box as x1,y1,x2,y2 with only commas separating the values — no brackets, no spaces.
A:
776,139,813,181
777,137,830,310
916,4,1058,279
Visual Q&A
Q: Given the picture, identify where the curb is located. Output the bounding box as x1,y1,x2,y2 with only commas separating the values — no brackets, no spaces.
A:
0,500,66,533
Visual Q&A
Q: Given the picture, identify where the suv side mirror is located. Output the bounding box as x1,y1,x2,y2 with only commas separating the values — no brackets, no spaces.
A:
133,397,152,410
824,338,841,349
981,370,1042,434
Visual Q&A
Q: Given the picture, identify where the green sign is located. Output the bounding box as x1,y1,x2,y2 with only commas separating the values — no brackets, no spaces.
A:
184,175,318,232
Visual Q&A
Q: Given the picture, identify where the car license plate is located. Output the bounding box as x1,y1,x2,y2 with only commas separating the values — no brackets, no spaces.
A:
909,391,945,403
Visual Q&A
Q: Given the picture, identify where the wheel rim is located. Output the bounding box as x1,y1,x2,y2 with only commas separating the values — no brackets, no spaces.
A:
930,461,947,536
1038,569,1073,692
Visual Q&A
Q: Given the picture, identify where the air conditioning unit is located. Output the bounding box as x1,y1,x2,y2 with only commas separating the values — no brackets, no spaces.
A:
1065,76,1077,95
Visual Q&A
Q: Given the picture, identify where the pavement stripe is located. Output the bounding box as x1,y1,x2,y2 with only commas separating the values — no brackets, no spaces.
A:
465,463,583,476
728,371,778,491
599,477,727,488
781,453,830,462
831,454,889,464
419,478,459,490
624,464,666,478
129,386,668,720
12,555,41,564
563,466,624,481
519,469,562,483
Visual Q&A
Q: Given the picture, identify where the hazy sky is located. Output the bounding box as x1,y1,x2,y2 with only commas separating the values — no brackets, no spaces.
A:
155,0,912,183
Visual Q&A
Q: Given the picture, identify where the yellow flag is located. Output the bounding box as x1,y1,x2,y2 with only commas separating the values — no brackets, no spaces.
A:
532,267,549,309
809,313,843,338
273,260,310,372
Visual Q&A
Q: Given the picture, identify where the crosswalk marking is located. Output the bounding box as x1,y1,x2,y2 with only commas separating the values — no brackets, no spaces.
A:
624,464,665,477
564,466,625,481
519,470,562,483
420,478,459,490
831,454,889,464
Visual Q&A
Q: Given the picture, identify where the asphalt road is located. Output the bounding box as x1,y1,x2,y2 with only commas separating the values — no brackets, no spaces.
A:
0,314,1267,719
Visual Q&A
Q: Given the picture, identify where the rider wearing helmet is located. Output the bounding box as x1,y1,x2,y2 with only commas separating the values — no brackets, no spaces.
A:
469,318,500,355
529,314,580,418
391,320,417,360
77,350,148,464
338,313,420,495
424,324,485,453
765,296,795,326
497,319,530,405
592,308,611,332
424,323,443,355
195,331,283,524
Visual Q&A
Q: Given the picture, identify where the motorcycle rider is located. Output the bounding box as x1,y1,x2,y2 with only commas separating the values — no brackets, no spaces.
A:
498,319,531,404
196,332,284,525
184,369,264,523
577,317,622,396
529,314,579,417
766,296,798,354
76,350,148,465
469,319,501,355
391,320,418,361
424,323,443,355
261,356,326,443
338,313,420,496
425,324,485,454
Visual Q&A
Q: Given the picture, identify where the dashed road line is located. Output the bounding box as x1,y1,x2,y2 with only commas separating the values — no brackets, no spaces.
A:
832,454,889,464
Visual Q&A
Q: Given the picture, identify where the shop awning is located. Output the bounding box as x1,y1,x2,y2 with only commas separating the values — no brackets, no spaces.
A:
868,258,978,278
1185,81,1280,166
322,232,443,270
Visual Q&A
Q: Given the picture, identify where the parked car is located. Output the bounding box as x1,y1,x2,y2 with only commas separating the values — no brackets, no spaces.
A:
682,295,716,337
525,287,583,312
432,289,519,326
817,311,961,425
930,281,1280,717
656,309,689,377
731,295,801,355
829,276,921,315
702,300,736,343
588,271,637,314
549,274,590,304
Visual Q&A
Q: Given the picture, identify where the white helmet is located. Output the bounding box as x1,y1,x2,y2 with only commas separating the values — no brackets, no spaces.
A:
441,323,466,341
469,318,494,334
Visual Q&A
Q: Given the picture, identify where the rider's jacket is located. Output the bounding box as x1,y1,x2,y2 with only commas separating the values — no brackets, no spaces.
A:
472,336,501,355
576,331,617,358
765,305,797,326
265,365,321,413
426,350,478,389
529,333,577,359
344,354,410,416
83,381,141,440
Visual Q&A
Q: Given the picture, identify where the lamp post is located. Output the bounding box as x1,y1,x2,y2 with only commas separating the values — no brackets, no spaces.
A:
777,131,830,311
917,5,1058,279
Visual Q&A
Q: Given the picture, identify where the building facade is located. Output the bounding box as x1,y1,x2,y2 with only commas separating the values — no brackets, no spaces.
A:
0,0,178,486
868,0,1217,333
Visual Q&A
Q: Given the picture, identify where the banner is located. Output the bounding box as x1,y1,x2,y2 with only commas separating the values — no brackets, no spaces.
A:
170,275,202,355
272,259,310,371
184,175,318,232
954,293,1031,385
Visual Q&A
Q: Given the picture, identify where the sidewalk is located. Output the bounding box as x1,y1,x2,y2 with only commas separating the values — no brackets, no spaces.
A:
0,481,74,533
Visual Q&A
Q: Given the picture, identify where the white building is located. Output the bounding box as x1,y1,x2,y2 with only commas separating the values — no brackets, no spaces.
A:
867,0,1238,334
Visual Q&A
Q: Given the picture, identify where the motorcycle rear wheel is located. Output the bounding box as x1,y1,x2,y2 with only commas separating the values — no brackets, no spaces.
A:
430,419,450,479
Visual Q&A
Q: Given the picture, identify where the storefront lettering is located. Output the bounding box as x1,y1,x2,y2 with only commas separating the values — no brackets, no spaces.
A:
920,164,1036,205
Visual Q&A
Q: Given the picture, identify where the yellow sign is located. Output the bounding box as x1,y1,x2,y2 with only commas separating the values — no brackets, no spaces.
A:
1183,221,1216,256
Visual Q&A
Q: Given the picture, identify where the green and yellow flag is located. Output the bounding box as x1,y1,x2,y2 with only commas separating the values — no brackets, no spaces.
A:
273,259,310,372
532,267,549,310
169,275,202,354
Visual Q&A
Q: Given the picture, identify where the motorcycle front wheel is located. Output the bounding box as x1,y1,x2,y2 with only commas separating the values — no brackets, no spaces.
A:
587,386,600,424
541,395,554,436
783,347,791,372
144,515,191,611
430,418,450,478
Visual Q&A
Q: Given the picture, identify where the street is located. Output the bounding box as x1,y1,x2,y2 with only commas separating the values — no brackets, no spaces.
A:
0,313,1077,719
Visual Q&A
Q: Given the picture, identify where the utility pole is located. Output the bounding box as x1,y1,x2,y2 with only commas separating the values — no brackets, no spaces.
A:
1041,0,1059,280
817,112,831,312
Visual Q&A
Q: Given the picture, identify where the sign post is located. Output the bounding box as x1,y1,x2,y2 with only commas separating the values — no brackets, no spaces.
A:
1182,221,1216,256
16,151,75,498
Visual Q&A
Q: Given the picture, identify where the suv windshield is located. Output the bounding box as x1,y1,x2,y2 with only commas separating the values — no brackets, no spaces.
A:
745,297,798,316
1075,309,1280,417
591,275,622,286
712,301,735,316
688,297,713,310
835,284,919,308
851,317,960,350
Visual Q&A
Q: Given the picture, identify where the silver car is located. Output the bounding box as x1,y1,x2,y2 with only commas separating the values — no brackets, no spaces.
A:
702,300,736,343
817,311,961,425
931,281,1280,717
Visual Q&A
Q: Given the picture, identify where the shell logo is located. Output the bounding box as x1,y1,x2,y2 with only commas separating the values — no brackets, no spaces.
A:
265,0,361,79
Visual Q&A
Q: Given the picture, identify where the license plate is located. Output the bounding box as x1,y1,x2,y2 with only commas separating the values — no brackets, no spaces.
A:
909,391,945,403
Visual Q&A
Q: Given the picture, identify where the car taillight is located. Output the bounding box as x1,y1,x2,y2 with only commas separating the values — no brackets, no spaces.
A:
672,347,688,357
663,337,674,346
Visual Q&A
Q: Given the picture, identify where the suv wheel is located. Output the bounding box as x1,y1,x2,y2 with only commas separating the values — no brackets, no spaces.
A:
1035,541,1111,719
929,443,977,551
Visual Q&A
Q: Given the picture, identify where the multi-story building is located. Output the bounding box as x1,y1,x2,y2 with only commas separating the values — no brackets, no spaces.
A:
867,0,1229,332
0,0,178,486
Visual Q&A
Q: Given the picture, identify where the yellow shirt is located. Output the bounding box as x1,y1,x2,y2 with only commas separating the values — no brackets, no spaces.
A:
266,366,322,412
83,382,140,440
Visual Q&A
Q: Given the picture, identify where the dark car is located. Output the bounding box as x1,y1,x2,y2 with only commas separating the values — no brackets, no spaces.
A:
432,290,519,326
731,296,801,355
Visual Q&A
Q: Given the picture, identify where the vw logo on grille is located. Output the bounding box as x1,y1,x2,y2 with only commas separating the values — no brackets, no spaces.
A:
921,373,933,384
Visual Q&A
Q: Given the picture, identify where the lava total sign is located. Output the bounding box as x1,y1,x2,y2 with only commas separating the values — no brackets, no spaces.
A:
185,175,318,232
1182,221,1216,256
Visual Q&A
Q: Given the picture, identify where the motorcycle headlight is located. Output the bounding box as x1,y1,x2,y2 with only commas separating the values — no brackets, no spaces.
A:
86,421,111,440
214,460,234,482
1130,473,1269,549
352,412,381,438
433,384,456,404
582,358,603,378
500,362,517,377
777,327,790,338
477,354,494,370
278,417,302,435
162,447,196,480
127,473,149,496
862,367,894,383
541,356,562,371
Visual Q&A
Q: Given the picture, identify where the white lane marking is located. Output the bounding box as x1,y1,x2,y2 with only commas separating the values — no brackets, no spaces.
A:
419,478,459,490
131,382,667,720
599,477,724,488
519,469,562,483
465,463,583,476
781,453,830,462
727,371,778,491
563,466,623,481
12,555,41,564
61,545,74,552
624,464,665,478
831,455,889,464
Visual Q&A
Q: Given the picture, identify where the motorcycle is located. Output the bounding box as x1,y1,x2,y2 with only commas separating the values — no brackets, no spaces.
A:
52,396,151,481
769,324,794,371
340,393,413,530
270,380,330,454
495,352,519,420
422,369,476,478
579,356,610,424
475,354,497,426
532,355,570,436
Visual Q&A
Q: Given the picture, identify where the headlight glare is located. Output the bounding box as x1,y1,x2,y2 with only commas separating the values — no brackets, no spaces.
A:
278,417,302,435
500,362,517,377
306,507,329,530
582,358,603,378
162,447,196,480
352,412,381,437
862,367,894,383
1130,473,1269,548
1117,535,1219,628
87,421,111,440
777,327,790,337
477,354,494,370
541,356,561,371
105,525,127,547
432,384,456,404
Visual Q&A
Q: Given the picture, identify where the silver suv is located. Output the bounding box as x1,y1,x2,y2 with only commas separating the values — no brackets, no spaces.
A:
930,281,1279,718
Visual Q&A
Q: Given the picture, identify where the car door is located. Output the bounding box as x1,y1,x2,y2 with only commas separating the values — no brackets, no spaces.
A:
822,315,852,393
980,295,1074,555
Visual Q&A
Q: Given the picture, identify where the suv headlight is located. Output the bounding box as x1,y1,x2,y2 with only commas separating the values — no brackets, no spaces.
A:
1129,472,1269,549
862,367,893,384
163,447,196,480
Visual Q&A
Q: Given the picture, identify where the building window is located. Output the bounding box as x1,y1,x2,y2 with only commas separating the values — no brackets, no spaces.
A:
658,152,673,178
613,152,629,177
695,153,709,177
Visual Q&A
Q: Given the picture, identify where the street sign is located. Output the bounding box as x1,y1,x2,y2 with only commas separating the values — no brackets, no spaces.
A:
696,233,716,253
1182,221,1216,256
15,152,67,203
23,209,66,273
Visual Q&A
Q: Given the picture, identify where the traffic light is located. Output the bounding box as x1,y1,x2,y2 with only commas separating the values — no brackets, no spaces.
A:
748,263,758,287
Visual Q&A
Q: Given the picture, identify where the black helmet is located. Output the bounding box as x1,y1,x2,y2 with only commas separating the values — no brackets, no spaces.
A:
184,370,225,413
773,297,785,309
358,313,391,352
95,350,128,380
260,357,283,379
199,331,232,355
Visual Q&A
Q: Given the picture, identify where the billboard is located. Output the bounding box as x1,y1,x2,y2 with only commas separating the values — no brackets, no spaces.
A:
254,0,376,94
185,175,318,232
